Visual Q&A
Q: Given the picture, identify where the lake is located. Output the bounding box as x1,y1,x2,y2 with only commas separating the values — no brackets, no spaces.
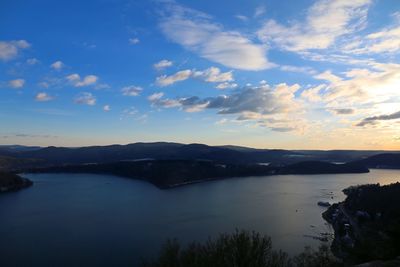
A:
1,169,400,266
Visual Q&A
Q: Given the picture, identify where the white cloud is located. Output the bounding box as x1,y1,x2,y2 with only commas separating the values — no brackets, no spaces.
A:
155,67,234,87
344,25,400,54
300,63,400,131
9,79,25,89
192,67,233,82
103,105,111,112
160,3,273,70
257,0,371,52
0,40,30,61
156,69,192,86
148,92,164,102
259,80,267,85
66,74,98,87
50,60,64,70
35,92,53,102
254,5,266,18
148,83,307,132
235,15,248,22
66,74,80,82
26,58,39,65
314,70,342,83
122,85,143,96
153,59,173,70
129,38,140,45
77,75,98,87
74,92,96,105
216,82,238,90
300,84,325,102
280,65,317,75
150,83,301,116
148,92,181,108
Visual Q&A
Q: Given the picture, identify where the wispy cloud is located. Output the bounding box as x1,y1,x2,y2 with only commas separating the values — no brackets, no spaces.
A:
235,15,248,22
74,92,96,105
120,107,148,122
279,65,317,75
0,133,58,139
149,83,305,132
254,5,266,18
129,38,140,45
148,92,181,108
159,3,273,70
308,63,400,106
155,67,233,87
121,85,143,96
155,70,193,86
357,110,400,127
343,24,400,54
153,59,173,70
0,40,30,61
258,0,371,52
215,82,238,90
26,58,39,65
192,67,233,82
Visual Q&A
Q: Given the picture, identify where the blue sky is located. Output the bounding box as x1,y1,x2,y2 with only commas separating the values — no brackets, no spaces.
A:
1,0,400,149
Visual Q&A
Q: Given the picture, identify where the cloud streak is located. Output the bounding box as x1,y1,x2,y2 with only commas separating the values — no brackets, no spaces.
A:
122,85,143,96
153,59,173,70
257,0,371,52
155,67,233,87
357,110,400,126
159,3,273,70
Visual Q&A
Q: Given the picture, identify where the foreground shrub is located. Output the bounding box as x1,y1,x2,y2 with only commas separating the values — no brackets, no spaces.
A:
143,230,341,267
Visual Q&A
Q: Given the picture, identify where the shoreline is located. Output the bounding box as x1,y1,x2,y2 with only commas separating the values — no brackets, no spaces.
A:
0,172,33,193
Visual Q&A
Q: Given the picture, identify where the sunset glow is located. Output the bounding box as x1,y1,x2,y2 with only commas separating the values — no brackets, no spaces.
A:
1,0,400,149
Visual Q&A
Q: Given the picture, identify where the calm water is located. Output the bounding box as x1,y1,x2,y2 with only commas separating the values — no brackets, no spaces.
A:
1,169,400,266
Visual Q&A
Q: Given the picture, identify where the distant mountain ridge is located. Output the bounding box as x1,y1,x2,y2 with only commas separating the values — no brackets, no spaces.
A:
0,142,302,166
0,142,399,171
353,153,400,169
1,142,398,189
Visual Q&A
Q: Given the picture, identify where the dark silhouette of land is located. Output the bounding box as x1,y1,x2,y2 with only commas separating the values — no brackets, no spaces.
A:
29,159,369,189
2,142,400,189
0,172,33,193
1,142,398,168
323,182,400,264
354,153,400,169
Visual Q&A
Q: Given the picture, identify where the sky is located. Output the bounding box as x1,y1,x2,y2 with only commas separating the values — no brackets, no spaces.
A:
1,0,400,149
